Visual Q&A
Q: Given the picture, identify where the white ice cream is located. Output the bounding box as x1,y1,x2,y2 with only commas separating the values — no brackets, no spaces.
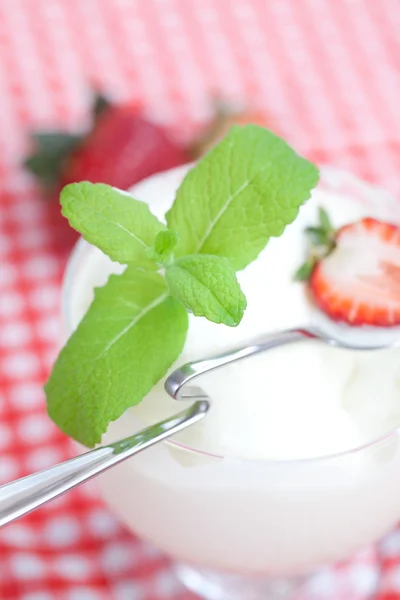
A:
68,164,400,461
65,166,400,577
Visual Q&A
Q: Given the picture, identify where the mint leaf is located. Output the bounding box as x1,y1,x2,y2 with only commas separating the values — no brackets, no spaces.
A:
45,268,188,447
61,182,165,268
148,230,180,264
166,254,246,326
166,125,319,270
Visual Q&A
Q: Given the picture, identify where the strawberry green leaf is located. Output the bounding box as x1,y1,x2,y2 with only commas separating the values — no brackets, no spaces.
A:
61,182,165,268
24,132,82,189
318,206,334,234
293,257,316,281
45,268,188,447
148,230,180,264
166,125,319,270
166,254,247,326
305,226,330,247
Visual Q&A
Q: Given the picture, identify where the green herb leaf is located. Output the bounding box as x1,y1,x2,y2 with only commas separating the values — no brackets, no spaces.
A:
45,267,188,447
148,230,180,264
305,226,330,247
318,206,334,233
294,206,336,281
166,125,319,270
166,254,247,326
61,182,165,268
293,257,316,281
24,132,82,189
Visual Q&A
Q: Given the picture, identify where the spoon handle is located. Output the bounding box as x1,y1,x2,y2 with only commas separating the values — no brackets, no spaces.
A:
0,400,208,528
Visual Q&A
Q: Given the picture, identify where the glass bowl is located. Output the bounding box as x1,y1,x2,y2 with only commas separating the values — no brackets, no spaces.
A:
61,165,400,600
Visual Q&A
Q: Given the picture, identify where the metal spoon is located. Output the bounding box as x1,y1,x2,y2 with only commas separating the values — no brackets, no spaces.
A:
0,326,397,528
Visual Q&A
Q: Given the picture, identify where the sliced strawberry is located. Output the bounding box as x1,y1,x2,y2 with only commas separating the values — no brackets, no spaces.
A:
309,218,400,326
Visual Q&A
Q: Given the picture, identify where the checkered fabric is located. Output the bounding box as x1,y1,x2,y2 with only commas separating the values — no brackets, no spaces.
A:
1,1,400,598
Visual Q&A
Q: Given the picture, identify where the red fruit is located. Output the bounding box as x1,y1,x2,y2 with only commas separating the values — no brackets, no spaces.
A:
189,104,278,158
24,96,189,193
310,218,400,326
61,105,188,189
25,96,275,193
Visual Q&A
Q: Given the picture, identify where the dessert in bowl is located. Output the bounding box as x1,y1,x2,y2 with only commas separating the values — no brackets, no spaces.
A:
51,127,400,599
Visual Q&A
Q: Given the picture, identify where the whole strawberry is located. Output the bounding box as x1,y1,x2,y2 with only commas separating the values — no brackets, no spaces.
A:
25,96,189,192
25,96,273,192
295,208,400,326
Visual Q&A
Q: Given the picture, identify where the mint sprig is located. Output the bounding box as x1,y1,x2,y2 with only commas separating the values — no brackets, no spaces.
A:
47,125,319,446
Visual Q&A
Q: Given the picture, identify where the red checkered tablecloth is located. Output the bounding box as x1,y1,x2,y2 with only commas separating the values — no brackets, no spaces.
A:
1,1,400,599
